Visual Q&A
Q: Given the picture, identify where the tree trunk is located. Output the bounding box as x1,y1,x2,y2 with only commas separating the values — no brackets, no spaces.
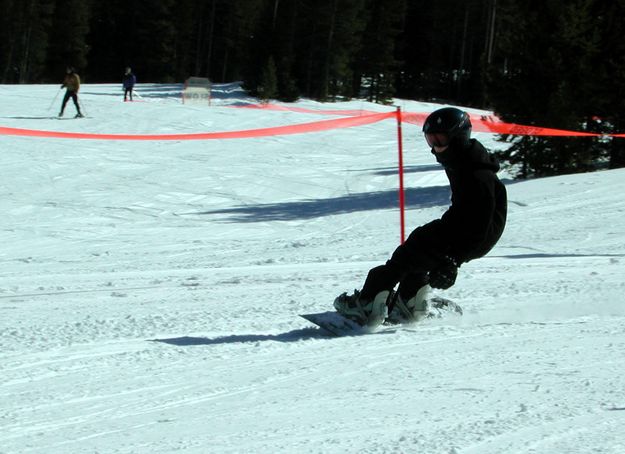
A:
194,7,204,75
322,0,337,101
206,0,216,79
19,0,36,83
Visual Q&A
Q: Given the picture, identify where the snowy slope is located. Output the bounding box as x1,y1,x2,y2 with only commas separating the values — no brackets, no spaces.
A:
1,83,624,454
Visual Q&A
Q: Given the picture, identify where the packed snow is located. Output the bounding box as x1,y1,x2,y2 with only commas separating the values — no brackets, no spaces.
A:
1,82,624,454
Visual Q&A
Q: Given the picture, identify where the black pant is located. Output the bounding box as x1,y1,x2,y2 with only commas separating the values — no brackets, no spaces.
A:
124,87,133,101
60,90,81,114
360,220,449,301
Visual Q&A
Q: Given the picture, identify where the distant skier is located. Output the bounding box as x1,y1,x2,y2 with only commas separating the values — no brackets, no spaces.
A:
334,107,508,326
122,67,136,102
59,66,83,118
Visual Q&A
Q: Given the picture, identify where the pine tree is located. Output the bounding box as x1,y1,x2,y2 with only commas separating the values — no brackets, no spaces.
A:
45,0,91,81
241,0,277,96
267,0,300,101
136,0,177,82
258,55,278,102
170,0,199,81
0,0,55,83
305,0,367,101
243,0,367,102
219,0,264,82
396,0,488,105
484,0,617,177
84,0,122,82
588,1,625,168
356,0,406,104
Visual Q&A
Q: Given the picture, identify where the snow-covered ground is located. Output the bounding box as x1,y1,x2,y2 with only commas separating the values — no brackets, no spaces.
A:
1,82,624,454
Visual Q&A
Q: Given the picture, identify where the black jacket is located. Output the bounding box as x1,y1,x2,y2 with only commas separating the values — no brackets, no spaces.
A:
432,139,507,264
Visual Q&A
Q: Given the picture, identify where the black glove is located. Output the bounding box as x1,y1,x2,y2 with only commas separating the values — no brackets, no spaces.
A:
428,256,459,289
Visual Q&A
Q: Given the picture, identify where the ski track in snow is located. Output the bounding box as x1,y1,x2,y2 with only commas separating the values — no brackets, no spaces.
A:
1,83,625,453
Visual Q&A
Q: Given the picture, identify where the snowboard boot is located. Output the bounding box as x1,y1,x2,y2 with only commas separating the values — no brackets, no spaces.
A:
333,289,389,327
75,112,84,118
386,285,430,324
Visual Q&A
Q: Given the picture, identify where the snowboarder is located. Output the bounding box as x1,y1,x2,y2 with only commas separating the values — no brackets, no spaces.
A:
334,107,508,327
59,67,83,118
122,67,136,102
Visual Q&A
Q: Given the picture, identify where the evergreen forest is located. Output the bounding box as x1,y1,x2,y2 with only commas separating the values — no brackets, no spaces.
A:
1,0,624,177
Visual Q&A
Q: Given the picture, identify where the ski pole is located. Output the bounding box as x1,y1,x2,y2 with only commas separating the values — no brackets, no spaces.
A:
48,87,62,111
78,98,88,117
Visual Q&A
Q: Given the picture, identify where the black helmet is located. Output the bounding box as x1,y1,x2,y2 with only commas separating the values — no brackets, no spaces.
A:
423,107,472,149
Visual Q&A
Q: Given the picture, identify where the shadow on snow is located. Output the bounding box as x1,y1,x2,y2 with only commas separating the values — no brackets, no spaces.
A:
493,252,625,259
151,327,329,346
191,185,451,223
360,164,443,176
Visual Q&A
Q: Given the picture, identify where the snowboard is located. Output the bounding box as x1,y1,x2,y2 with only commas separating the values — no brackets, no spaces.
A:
301,296,462,336
300,311,380,336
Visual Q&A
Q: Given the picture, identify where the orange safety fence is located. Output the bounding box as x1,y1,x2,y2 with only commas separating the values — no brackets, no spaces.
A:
0,102,618,140
237,103,609,137
0,111,394,141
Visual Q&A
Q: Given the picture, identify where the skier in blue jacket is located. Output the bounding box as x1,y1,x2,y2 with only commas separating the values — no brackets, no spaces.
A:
122,67,136,102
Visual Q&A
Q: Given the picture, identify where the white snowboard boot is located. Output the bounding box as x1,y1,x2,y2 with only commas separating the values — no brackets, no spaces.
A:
386,285,430,324
333,289,389,327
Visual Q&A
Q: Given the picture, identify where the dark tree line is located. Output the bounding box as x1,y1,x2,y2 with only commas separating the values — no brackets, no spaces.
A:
1,0,624,176
485,0,625,176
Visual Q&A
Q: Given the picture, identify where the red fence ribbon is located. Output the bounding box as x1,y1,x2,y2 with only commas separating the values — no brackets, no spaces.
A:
400,112,602,137
239,104,613,137
0,111,395,141
0,103,618,140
